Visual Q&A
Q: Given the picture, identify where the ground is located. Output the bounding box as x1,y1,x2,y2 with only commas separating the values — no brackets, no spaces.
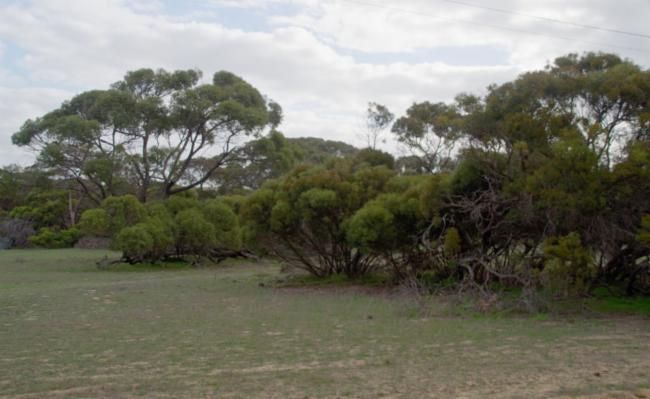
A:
0,249,649,398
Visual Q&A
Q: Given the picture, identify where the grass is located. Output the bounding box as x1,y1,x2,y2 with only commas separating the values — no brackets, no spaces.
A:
588,288,650,316
0,249,649,398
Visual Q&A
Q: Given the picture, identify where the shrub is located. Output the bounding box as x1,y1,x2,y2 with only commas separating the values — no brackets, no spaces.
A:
30,227,81,248
81,194,246,264
542,233,595,297
353,148,395,169
443,228,461,257
78,208,110,237
175,209,216,258
218,195,246,215
638,215,650,247
242,162,392,277
202,200,242,250
346,203,395,251
115,224,154,263
101,195,146,234
8,190,69,229
165,193,200,216
144,219,175,261
347,181,431,280
79,195,146,238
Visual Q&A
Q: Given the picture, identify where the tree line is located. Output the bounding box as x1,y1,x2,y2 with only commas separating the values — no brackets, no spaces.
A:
1,52,649,304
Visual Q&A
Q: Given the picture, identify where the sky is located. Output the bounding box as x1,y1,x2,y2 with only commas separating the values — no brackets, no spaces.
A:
0,0,648,165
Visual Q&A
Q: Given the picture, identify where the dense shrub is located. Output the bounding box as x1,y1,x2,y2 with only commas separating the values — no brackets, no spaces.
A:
346,203,395,251
76,193,244,265
8,190,70,229
78,208,110,237
29,227,81,248
79,195,146,238
242,161,394,277
203,200,242,250
638,215,650,247
353,148,395,169
102,195,147,235
443,228,461,257
175,209,216,259
346,175,436,279
115,224,154,263
542,233,595,297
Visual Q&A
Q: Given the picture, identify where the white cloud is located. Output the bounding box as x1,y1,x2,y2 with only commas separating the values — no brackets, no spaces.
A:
0,0,647,165
0,86,72,166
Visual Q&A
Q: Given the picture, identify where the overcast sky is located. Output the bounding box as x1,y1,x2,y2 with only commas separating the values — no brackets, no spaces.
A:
1,0,648,165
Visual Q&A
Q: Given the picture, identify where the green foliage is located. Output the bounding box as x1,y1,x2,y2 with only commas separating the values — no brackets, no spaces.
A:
9,190,69,229
287,137,358,164
242,161,394,277
214,131,303,194
202,199,242,250
115,224,155,263
418,174,450,219
101,195,146,235
353,148,395,169
164,193,200,216
588,293,650,316
527,140,603,213
29,227,81,249
443,228,461,257
542,233,595,297
353,166,395,201
175,209,216,257
12,67,279,201
350,188,427,252
391,101,461,172
76,193,244,264
449,156,486,196
346,203,395,251
637,215,650,245
5,52,650,299
78,208,110,237
0,166,53,213
364,102,395,149
142,219,175,261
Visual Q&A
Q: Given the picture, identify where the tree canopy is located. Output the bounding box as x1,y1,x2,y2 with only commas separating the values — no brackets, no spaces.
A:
13,68,280,203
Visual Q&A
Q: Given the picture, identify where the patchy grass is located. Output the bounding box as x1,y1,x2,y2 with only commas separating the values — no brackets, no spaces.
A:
0,249,649,398
107,260,193,272
274,271,390,288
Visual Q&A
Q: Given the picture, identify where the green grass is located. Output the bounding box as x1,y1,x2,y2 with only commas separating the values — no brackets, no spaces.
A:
589,296,650,316
0,249,649,398
274,271,390,287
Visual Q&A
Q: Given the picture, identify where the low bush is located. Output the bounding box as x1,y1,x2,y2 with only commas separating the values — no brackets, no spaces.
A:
79,194,246,265
29,227,81,248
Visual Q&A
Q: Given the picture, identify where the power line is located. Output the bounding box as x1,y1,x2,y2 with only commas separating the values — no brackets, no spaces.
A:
442,0,650,39
337,0,649,53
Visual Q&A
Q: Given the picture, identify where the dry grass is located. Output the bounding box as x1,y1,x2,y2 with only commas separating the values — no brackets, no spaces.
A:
0,249,649,398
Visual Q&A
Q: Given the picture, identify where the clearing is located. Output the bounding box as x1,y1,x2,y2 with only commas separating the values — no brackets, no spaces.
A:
0,249,649,398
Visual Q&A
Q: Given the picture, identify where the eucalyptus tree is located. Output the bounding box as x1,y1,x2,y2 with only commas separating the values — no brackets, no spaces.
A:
460,52,650,166
391,101,462,172
13,68,280,203
210,131,303,194
364,102,394,149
